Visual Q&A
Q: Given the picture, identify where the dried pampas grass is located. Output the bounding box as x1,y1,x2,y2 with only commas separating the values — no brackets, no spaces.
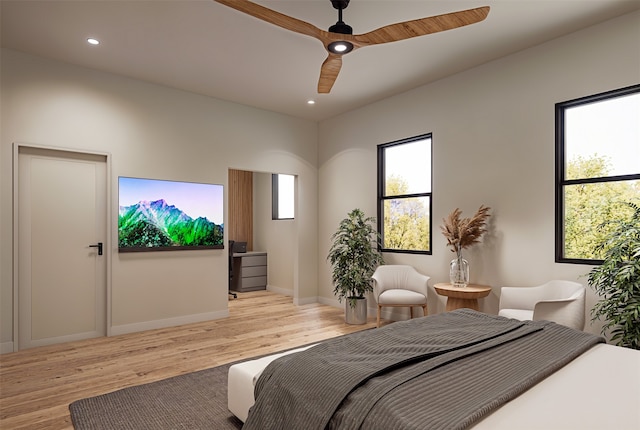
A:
441,205,491,254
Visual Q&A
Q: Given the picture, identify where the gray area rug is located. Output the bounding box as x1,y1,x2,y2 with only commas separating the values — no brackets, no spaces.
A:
70,334,361,429
69,361,244,430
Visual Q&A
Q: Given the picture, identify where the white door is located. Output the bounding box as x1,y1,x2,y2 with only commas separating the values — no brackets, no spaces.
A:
17,146,107,350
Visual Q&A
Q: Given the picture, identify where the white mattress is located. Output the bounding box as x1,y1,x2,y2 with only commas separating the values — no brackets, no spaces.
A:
473,343,640,429
229,343,640,429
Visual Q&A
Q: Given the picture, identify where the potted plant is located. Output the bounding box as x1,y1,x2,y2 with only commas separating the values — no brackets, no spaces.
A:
327,208,384,324
588,202,640,350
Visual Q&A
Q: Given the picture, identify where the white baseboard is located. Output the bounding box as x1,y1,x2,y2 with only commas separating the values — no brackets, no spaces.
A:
1,341,15,354
109,310,229,336
1,312,229,352
317,296,341,308
266,285,293,296
294,295,318,306
264,286,316,305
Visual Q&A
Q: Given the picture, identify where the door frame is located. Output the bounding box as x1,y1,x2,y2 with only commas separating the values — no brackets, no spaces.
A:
12,142,113,352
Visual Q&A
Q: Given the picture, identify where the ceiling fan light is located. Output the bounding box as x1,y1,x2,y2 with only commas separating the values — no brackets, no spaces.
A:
328,41,353,54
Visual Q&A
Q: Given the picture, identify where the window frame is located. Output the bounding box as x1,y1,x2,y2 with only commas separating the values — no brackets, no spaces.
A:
377,133,433,255
272,173,295,220
555,84,640,264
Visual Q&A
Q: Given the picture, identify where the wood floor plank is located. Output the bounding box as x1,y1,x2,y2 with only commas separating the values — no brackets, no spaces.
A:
0,291,376,429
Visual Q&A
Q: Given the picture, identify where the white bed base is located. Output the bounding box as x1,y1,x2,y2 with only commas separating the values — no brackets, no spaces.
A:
228,344,316,422
228,343,640,428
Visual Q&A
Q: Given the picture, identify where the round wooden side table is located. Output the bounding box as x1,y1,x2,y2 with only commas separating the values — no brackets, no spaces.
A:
433,283,492,312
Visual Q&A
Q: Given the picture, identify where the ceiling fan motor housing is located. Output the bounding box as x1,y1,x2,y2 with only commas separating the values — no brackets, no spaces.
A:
330,0,350,10
329,21,352,35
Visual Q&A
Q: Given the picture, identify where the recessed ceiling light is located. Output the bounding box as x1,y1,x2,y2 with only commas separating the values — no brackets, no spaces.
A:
87,38,100,45
307,100,316,105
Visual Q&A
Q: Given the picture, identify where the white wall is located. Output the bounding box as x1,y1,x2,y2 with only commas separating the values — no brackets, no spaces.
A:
0,48,317,349
254,165,318,304
1,10,638,349
253,171,296,296
318,11,640,335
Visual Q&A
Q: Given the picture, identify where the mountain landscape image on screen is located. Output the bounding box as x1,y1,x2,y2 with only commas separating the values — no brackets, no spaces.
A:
119,199,223,250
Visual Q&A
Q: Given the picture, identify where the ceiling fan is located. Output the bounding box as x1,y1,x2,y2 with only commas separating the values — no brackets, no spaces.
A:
214,0,490,94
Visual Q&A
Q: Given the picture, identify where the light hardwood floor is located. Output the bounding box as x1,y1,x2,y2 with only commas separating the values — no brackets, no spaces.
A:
0,291,376,429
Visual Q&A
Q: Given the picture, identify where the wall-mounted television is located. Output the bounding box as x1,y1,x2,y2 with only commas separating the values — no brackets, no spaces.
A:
118,176,224,252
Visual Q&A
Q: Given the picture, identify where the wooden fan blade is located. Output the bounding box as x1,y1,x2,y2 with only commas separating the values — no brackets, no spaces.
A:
318,54,343,94
214,0,324,40
354,6,490,46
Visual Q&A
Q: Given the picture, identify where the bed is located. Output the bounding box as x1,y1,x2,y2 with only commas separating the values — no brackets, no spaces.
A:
228,309,640,429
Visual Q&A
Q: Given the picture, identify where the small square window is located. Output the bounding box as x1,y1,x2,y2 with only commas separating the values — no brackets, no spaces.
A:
272,174,295,220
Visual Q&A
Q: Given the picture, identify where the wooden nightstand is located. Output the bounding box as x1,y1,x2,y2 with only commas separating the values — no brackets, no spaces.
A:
433,283,491,312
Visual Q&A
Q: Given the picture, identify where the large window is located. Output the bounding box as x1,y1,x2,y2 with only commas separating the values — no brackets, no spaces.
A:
378,134,432,254
556,85,640,263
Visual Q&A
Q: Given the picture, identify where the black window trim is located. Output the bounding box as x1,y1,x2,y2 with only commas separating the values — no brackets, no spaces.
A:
377,133,433,255
555,84,640,265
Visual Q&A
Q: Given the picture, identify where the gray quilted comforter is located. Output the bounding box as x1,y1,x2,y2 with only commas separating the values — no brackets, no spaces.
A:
243,309,603,430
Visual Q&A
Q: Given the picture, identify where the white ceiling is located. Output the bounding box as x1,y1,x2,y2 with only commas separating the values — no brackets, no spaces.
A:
2,0,639,121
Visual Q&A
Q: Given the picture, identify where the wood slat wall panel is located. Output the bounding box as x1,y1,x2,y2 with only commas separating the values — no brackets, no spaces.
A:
228,169,253,251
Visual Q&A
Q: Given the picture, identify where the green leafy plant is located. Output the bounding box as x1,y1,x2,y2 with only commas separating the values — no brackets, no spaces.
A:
327,208,384,308
588,201,640,350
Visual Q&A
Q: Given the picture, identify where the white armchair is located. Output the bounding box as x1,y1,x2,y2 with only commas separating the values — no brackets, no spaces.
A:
371,265,430,328
498,280,586,330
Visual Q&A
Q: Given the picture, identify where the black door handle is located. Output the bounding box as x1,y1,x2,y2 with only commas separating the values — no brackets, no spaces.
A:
89,242,103,255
